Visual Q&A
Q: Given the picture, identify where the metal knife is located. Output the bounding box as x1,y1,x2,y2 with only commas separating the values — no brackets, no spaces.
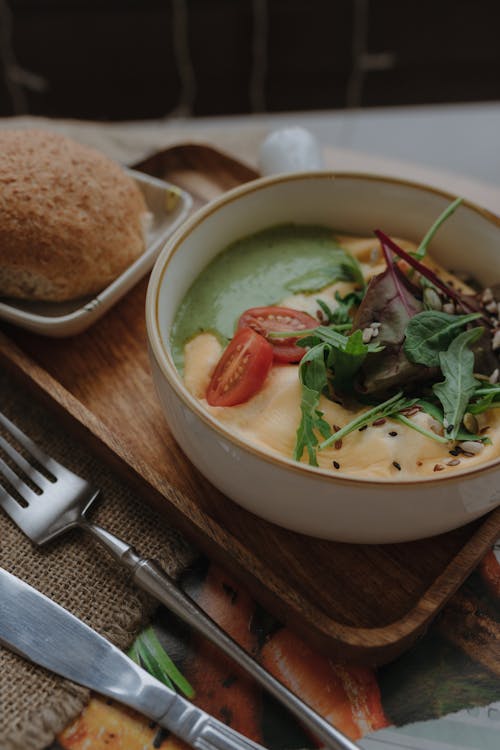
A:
0,568,268,750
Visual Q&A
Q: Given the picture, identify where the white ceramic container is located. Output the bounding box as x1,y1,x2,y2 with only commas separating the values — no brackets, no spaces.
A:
146,172,500,543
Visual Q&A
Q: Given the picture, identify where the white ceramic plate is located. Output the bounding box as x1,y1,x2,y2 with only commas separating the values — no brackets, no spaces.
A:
0,169,192,337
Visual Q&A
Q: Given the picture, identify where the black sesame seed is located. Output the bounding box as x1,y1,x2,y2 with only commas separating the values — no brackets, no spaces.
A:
358,425,368,431
153,728,170,748
389,431,398,437
449,448,459,456
446,424,454,434
333,461,340,469
393,461,402,471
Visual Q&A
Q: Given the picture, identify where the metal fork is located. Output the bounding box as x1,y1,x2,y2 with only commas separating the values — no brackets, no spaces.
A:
0,410,358,750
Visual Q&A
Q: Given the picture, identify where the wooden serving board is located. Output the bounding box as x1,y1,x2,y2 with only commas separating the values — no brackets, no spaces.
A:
2,142,500,666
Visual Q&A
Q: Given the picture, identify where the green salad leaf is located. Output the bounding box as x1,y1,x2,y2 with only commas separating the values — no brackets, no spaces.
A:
294,344,332,465
415,398,490,442
404,311,482,367
317,290,364,326
293,328,383,464
467,384,500,415
328,329,377,393
432,327,484,439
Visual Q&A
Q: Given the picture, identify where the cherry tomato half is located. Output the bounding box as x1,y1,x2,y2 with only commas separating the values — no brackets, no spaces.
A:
206,327,274,407
237,306,318,363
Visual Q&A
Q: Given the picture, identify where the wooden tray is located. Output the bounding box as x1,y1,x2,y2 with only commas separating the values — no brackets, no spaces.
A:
2,142,500,666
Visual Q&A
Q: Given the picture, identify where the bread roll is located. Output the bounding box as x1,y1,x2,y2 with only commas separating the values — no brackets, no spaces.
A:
0,129,148,301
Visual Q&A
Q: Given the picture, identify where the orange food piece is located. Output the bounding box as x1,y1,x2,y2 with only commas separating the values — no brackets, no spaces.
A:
260,628,389,740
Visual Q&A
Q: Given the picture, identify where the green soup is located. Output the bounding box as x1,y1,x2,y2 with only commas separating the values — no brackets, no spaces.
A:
171,223,341,369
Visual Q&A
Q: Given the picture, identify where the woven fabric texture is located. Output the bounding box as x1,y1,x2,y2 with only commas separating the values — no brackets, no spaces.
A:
0,371,196,750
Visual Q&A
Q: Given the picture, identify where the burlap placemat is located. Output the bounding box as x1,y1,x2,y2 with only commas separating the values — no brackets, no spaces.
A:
0,370,197,750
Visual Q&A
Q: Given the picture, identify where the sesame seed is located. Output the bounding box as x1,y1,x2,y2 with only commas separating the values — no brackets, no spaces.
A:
358,425,368,431
392,461,401,471
490,368,499,384
446,424,454,434
333,461,340,469
362,327,373,343
449,448,460,456
433,464,445,472
389,431,398,437
372,418,386,426
334,439,343,450
447,459,461,466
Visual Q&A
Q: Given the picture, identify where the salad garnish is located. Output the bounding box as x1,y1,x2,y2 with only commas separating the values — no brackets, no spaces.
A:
202,197,499,471
291,200,499,465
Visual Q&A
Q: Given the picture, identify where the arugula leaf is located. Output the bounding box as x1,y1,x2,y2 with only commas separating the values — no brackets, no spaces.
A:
294,343,332,465
416,398,489,442
415,197,464,259
467,384,500,415
317,290,364,326
298,325,382,352
319,392,415,449
293,329,383,463
432,327,484,439
328,329,379,393
286,250,365,293
393,413,449,444
404,311,482,367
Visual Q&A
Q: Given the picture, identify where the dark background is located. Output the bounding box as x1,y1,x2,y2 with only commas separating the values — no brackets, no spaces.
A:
1,0,500,121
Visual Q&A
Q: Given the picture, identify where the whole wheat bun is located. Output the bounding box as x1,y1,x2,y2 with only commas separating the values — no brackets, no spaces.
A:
0,129,149,301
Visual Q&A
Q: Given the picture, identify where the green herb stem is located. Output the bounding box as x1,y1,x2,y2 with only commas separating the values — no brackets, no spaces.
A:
474,386,500,396
415,197,464,259
319,391,406,449
394,414,449,444
267,324,351,340
134,626,195,698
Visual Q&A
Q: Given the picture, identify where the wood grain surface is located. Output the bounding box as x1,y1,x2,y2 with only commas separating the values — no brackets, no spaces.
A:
2,142,500,665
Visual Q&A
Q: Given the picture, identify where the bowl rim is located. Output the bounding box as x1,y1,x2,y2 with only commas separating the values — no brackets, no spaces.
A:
146,170,500,488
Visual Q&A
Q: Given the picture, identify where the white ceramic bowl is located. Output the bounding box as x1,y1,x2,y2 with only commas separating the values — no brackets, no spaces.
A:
146,172,500,543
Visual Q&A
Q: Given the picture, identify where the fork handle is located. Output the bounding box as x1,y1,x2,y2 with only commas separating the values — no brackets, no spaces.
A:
84,521,359,750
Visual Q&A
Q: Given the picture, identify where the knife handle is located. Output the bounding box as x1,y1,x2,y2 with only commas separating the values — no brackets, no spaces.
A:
85,521,359,750
158,692,267,750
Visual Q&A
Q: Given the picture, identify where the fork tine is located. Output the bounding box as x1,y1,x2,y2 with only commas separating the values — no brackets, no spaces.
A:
0,453,38,505
0,482,28,524
0,432,51,491
0,411,60,474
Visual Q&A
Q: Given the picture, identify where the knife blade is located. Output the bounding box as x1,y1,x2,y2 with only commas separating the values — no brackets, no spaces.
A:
0,568,267,750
